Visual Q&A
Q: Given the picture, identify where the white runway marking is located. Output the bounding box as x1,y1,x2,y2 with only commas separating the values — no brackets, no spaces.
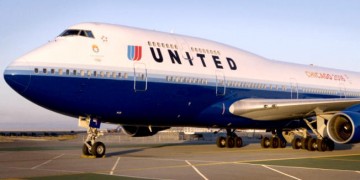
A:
258,163,360,173
110,157,121,175
262,165,302,180
31,154,64,170
123,156,224,163
185,160,208,180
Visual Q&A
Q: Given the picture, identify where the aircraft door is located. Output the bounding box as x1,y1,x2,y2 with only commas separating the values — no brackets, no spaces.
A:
290,78,298,99
339,83,346,98
133,62,147,92
215,71,226,96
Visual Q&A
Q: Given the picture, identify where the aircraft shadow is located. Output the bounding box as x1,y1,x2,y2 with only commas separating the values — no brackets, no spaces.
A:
105,140,254,157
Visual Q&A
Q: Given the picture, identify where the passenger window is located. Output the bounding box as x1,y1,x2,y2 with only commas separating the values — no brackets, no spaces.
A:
34,68,39,74
66,69,70,75
43,68,47,74
59,69,63,75
51,69,55,74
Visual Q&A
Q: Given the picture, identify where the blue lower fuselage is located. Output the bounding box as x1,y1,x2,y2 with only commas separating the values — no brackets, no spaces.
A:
4,69,341,130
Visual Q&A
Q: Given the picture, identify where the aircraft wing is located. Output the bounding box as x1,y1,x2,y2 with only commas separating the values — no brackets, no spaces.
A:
229,98,360,121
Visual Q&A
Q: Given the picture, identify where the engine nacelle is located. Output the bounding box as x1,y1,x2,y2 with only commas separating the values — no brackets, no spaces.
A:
327,111,360,144
122,126,170,137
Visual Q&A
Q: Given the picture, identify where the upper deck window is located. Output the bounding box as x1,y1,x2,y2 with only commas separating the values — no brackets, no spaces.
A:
59,29,95,38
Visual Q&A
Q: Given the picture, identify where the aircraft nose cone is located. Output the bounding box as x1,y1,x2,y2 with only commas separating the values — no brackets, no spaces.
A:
4,69,31,94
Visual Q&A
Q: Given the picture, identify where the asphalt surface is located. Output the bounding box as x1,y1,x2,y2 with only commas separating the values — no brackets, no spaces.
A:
0,136,360,180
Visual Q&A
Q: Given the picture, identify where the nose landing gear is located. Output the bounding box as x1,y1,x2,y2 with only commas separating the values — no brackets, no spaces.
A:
79,116,106,158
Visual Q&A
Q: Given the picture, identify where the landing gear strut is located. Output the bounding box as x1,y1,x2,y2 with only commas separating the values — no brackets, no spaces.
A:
285,117,335,152
79,116,106,158
216,128,243,148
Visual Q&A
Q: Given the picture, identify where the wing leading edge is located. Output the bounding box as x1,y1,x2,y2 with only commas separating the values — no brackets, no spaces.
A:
229,98,360,121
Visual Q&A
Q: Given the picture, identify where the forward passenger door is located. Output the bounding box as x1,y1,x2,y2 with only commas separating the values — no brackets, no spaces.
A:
133,62,147,92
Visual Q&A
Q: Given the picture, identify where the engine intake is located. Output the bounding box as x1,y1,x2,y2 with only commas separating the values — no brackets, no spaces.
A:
327,111,360,144
122,126,170,137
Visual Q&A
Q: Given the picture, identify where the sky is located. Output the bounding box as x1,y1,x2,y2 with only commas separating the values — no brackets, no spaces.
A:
1,0,360,130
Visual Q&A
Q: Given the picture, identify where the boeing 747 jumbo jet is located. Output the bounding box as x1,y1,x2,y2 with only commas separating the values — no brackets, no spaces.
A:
4,23,360,157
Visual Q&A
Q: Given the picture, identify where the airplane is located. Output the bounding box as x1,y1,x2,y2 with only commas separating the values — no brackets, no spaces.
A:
4,22,360,157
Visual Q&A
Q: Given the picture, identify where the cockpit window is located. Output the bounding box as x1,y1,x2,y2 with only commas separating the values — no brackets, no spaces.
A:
60,29,80,36
59,29,95,38
85,31,94,38
79,30,86,37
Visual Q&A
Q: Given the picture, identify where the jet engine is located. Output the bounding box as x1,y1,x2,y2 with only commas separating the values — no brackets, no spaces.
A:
122,125,170,137
327,111,360,144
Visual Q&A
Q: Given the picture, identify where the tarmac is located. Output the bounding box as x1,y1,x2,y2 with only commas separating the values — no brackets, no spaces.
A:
0,133,360,180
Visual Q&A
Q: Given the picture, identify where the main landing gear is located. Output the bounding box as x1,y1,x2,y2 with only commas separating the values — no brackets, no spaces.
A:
290,117,335,151
291,136,334,151
79,116,106,158
216,129,243,148
261,136,287,149
260,127,335,152
260,129,286,149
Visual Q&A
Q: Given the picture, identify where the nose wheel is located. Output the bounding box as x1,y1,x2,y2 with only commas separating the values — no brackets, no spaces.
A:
79,117,106,158
82,127,106,158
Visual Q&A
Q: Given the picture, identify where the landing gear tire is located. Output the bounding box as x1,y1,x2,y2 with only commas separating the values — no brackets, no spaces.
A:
235,137,243,148
261,137,270,148
270,137,280,148
291,138,302,149
91,142,106,158
326,139,335,151
226,137,235,148
280,140,287,148
301,137,310,150
216,136,226,148
307,138,317,151
317,139,327,152
82,141,92,156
